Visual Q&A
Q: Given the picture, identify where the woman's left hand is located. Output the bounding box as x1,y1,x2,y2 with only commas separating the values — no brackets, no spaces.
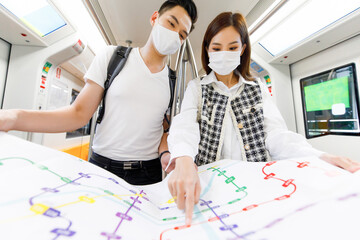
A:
320,153,360,173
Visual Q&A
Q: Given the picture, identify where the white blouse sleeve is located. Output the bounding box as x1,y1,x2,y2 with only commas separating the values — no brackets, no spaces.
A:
260,82,324,160
168,80,201,161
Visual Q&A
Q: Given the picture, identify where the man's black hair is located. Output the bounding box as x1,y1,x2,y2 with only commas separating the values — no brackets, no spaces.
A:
158,0,198,32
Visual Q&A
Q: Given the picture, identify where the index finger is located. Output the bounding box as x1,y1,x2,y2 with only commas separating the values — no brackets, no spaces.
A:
185,185,195,225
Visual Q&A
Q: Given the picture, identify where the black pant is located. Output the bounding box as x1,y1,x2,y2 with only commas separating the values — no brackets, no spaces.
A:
89,152,162,185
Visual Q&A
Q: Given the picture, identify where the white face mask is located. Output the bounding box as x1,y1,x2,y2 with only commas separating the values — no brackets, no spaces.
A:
208,51,241,75
152,21,181,55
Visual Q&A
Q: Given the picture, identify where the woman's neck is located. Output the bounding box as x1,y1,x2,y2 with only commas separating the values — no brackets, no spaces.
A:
214,71,239,88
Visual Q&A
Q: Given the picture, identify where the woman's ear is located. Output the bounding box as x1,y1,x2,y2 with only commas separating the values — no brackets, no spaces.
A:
240,44,247,56
150,11,159,27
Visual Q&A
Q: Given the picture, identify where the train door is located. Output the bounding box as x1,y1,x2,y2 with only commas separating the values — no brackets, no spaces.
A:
42,66,91,160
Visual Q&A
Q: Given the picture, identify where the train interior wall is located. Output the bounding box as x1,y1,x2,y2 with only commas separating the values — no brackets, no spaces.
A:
291,34,360,160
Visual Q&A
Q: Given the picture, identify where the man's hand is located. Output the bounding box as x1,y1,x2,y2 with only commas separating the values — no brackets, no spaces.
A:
168,156,201,225
320,153,360,173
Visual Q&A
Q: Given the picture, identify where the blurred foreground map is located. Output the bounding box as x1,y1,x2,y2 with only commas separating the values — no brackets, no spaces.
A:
0,132,359,240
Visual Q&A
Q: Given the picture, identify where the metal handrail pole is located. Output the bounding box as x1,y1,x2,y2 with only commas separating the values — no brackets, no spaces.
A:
185,38,199,79
178,59,187,113
171,41,187,120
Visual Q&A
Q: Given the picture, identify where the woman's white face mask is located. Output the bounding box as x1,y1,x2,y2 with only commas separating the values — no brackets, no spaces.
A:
152,20,181,55
208,50,241,75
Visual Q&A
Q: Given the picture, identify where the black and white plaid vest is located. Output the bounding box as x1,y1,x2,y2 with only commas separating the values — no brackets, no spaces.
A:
195,79,269,166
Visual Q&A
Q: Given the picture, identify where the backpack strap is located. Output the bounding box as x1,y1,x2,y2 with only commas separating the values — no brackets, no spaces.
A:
168,67,176,110
97,46,132,124
164,67,176,129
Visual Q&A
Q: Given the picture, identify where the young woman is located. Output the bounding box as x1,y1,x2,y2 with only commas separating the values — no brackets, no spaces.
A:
166,12,360,224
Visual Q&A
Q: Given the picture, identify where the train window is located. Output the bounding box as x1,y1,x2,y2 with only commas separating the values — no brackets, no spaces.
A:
300,63,360,138
66,89,91,139
0,0,67,37
256,1,360,56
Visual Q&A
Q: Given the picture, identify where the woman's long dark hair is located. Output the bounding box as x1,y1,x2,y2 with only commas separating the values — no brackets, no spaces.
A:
201,12,254,81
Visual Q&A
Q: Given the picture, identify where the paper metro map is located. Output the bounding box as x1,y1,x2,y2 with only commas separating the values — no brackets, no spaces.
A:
0,132,359,240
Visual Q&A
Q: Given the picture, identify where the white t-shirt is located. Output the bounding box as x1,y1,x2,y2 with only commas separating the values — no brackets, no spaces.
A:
84,46,170,160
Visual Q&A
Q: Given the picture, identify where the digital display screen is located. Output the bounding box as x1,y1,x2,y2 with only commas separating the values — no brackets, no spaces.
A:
304,76,350,112
300,63,360,138
0,0,67,37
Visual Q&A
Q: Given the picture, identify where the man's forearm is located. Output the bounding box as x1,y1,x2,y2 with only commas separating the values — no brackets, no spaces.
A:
158,132,169,154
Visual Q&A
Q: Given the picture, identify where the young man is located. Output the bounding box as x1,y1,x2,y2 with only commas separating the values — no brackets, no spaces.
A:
0,0,198,185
